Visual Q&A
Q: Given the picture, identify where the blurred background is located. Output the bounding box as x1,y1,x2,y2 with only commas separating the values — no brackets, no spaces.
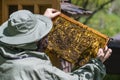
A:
67,0,120,37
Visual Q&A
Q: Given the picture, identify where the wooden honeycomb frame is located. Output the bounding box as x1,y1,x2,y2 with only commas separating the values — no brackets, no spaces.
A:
46,13,109,66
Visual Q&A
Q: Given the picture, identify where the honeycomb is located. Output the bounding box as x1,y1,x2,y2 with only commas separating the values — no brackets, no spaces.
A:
46,13,109,66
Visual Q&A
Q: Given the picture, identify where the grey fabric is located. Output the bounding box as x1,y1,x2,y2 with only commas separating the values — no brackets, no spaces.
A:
0,50,106,80
0,10,52,45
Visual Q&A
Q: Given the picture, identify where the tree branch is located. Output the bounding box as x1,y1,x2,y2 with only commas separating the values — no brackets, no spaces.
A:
84,0,115,24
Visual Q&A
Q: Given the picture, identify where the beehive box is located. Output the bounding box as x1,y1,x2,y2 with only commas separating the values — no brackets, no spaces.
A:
46,13,109,66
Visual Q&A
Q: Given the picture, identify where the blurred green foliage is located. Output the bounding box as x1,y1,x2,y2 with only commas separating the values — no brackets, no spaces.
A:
87,11,120,37
71,0,113,11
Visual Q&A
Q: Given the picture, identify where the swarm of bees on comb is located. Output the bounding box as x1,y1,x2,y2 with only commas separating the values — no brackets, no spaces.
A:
46,13,109,67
